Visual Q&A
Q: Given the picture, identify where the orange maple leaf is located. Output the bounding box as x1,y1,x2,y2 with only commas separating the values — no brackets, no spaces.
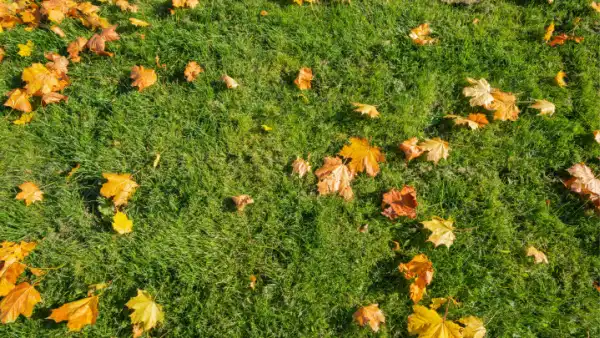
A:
294,67,313,90
4,89,32,113
48,296,99,331
131,66,157,92
314,157,354,201
381,186,417,220
409,23,437,45
184,61,204,82
15,182,43,206
400,137,425,162
353,304,386,332
399,254,434,303
0,282,41,323
100,173,139,207
232,195,254,211
485,90,520,121
338,137,385,177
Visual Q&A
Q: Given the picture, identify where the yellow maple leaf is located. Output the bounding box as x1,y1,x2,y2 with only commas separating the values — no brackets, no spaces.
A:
485,90,520,121
0,241,37,264
21,63,61,96
399,254,434,304
463,78,494,107
100,173,139,207
407,305,462,338
129,18,150,27
422,217,456,248
400,137,425,162
592,1,600,12
17,40,34,57
314,157,354,201
4,89,33,113
112,211,133,234
445,113,489,130
294,67,313,90
0,282,42,323
15,182,43,206
48,296,99,331
232,195,254,211
131,66,157,92
184,61,203,82
543,21,555,42
0,263,26,297
530,99,555,116
593,130,600,144
409,23,438,45
353,304,386,332
459,316,487,338
419,138,450,165
292,157,311,178
126,290,164,335
526,246,548,264
338,137,385,177
351,102,380,118
555,71,567,87
221,74,239,89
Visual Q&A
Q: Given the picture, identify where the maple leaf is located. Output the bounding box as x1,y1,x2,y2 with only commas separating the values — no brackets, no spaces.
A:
400,137,425,162
339,137,385,177
548,33,569,47
294,67,313,90
87,25,120,57
126,290,164,336
116,0,139,12
543,21,555,42
422,217,456,248
315,157,354,201
221,75,239,89
22,63,62,96
129,18,149,27
292,157,311,177
0,263,26,297
459,316,487,338
4,89,32,113
526,246,548,264
16,182,43,206
593,130,600,144
172,0,198,8
50,25,66,38
353,304,386,332
463,78,494,107
530,99,555,116
131,66,157,92
42,92,68,106
399,254,434,303
407,305,462,338
232,195,254,211
113,211,133,234
100,173,139,207
184,61,204,82
555,71,567,87
18,40,34,57
48,296,99,331
0,282,41,323
352,102,380,118
409,23,438,45
0,241,37,264
13,112,35,125
67,37,88,63
445,113,489,130
249,275,257,290
485,90,520,121
593,1,600,12
45,52,69,76
567,163,600,196
381,186,417,220
419,138,451,164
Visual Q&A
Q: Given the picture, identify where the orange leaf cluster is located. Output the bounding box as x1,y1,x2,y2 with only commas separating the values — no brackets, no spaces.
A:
381,186,418,220
67,25,120,63
462,77,521,121
399,254,434,303
547,33,584,47
563,163,600,211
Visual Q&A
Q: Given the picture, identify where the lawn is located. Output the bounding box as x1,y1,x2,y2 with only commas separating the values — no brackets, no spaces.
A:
1,0,600,336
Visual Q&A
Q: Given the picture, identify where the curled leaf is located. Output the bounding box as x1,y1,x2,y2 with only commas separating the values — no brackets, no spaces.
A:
381,186,417,220
555,71,567,87
315,157,354,201
292,157,311,178
409,23,437,45
400,137,425,162
221,75,239,89
353,304,385,332
184,61,203,82
399,254,434,304
232,195,254,211
294,67,313,90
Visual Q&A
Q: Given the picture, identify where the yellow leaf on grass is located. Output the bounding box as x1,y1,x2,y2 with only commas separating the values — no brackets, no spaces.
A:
555,71,567,87
261,125,273,131
0,282,41,323
4,89,32,113
409,23,438,45
459,316,487,338
131,66,157,91
463,78,494,107
593,1,600,12
232,195,254,211
399,254,434,304
48,296,99,332
422,217,456,248
400,137,425,162
593,130,600,144
292,157,311,178
526,246,549,264
567,163,600,195
221,74,239,89
294,67,313,90
0,263,26,297
0,241,37,263
353,304,385,332
315,157,354,201
153,153,161,168
112,211,133,234
530,99,555,116
16,182,43,206
351,102,380,118
0,48,5,63
13,112,35,125
129,18,150,27
339,137,385,177
184,61,204,82
126,290,164,336
543,21,555,42
419,138,450,165
100,173,139,207
17,40,34,57
445,113,489,130
407,305,462,338
249,275,257,290
486,90,520,121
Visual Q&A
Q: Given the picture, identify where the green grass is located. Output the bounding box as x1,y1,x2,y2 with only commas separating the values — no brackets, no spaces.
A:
1,0,600,336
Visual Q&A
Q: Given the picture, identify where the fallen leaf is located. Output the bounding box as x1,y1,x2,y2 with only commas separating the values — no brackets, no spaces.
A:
0,48,4,63
67,37,88,63
543,22,555,42
42,92,68,106
358,224,368,233
184,61,203,82
445,113,489,130
13,112,35,125
351,102,380,118
419,138,451,164
48,296,99,331
555,71,567,87
100,173,139,207
67,164,81,179
294,67,313,90
422,217,456,248
260,10,268,16
429,298,448,311
4,89,32,113
314,157,354,200
530,99,555,116
459,316,487,338
594,281,600,292
526,246,549,264
486,90,520,121
548,33,569,47
221,75,239,89
409,23,437,45
292,157,311,177
16,182,43,206
392,241,401,251
399,254,434,303
18,40,34,57
155,55,166,69
172,0,198,8
232,195,254,211
21,63,61,96
131,66,157,91
28,267,45,277
593,1,600,12
0,263,26,297
0,241,37,263
463,78,494,107
0,282,41,323
126,290,164,336
381,186,418,220
400,137,425,162
339,137,385,177
112,211,133,234
353,304,385,332
249,275,257,290
45,52,70,76
129,18,149,27
594,130,600,144
261,125,272,131
407,305,462,338
153,153,161,168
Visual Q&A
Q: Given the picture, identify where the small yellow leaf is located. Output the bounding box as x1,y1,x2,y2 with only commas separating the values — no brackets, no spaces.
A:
221,74,239,89
131,66,157,92
543,22,555,42
409,23,438,45
292,157,311,178
100,173,139,207
16,182,43,206
463,78,494,107
232,195,254,211
249,275,257,290
294,67,313,90
67,164,81,179
419,138,451,165
184,61,203,82
526,246,549,264
555,71,567,87
17,40,34,57
112,211,133,234
593,130,600,144
351,102,380,118
530,99,556,116
445,113,489,130
13,112,35,125
28,267,45,277
153,153,161,168
592,1,600,12
129,18,150,27
261,125,273,131
459,316,487,338
422,217,456,248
